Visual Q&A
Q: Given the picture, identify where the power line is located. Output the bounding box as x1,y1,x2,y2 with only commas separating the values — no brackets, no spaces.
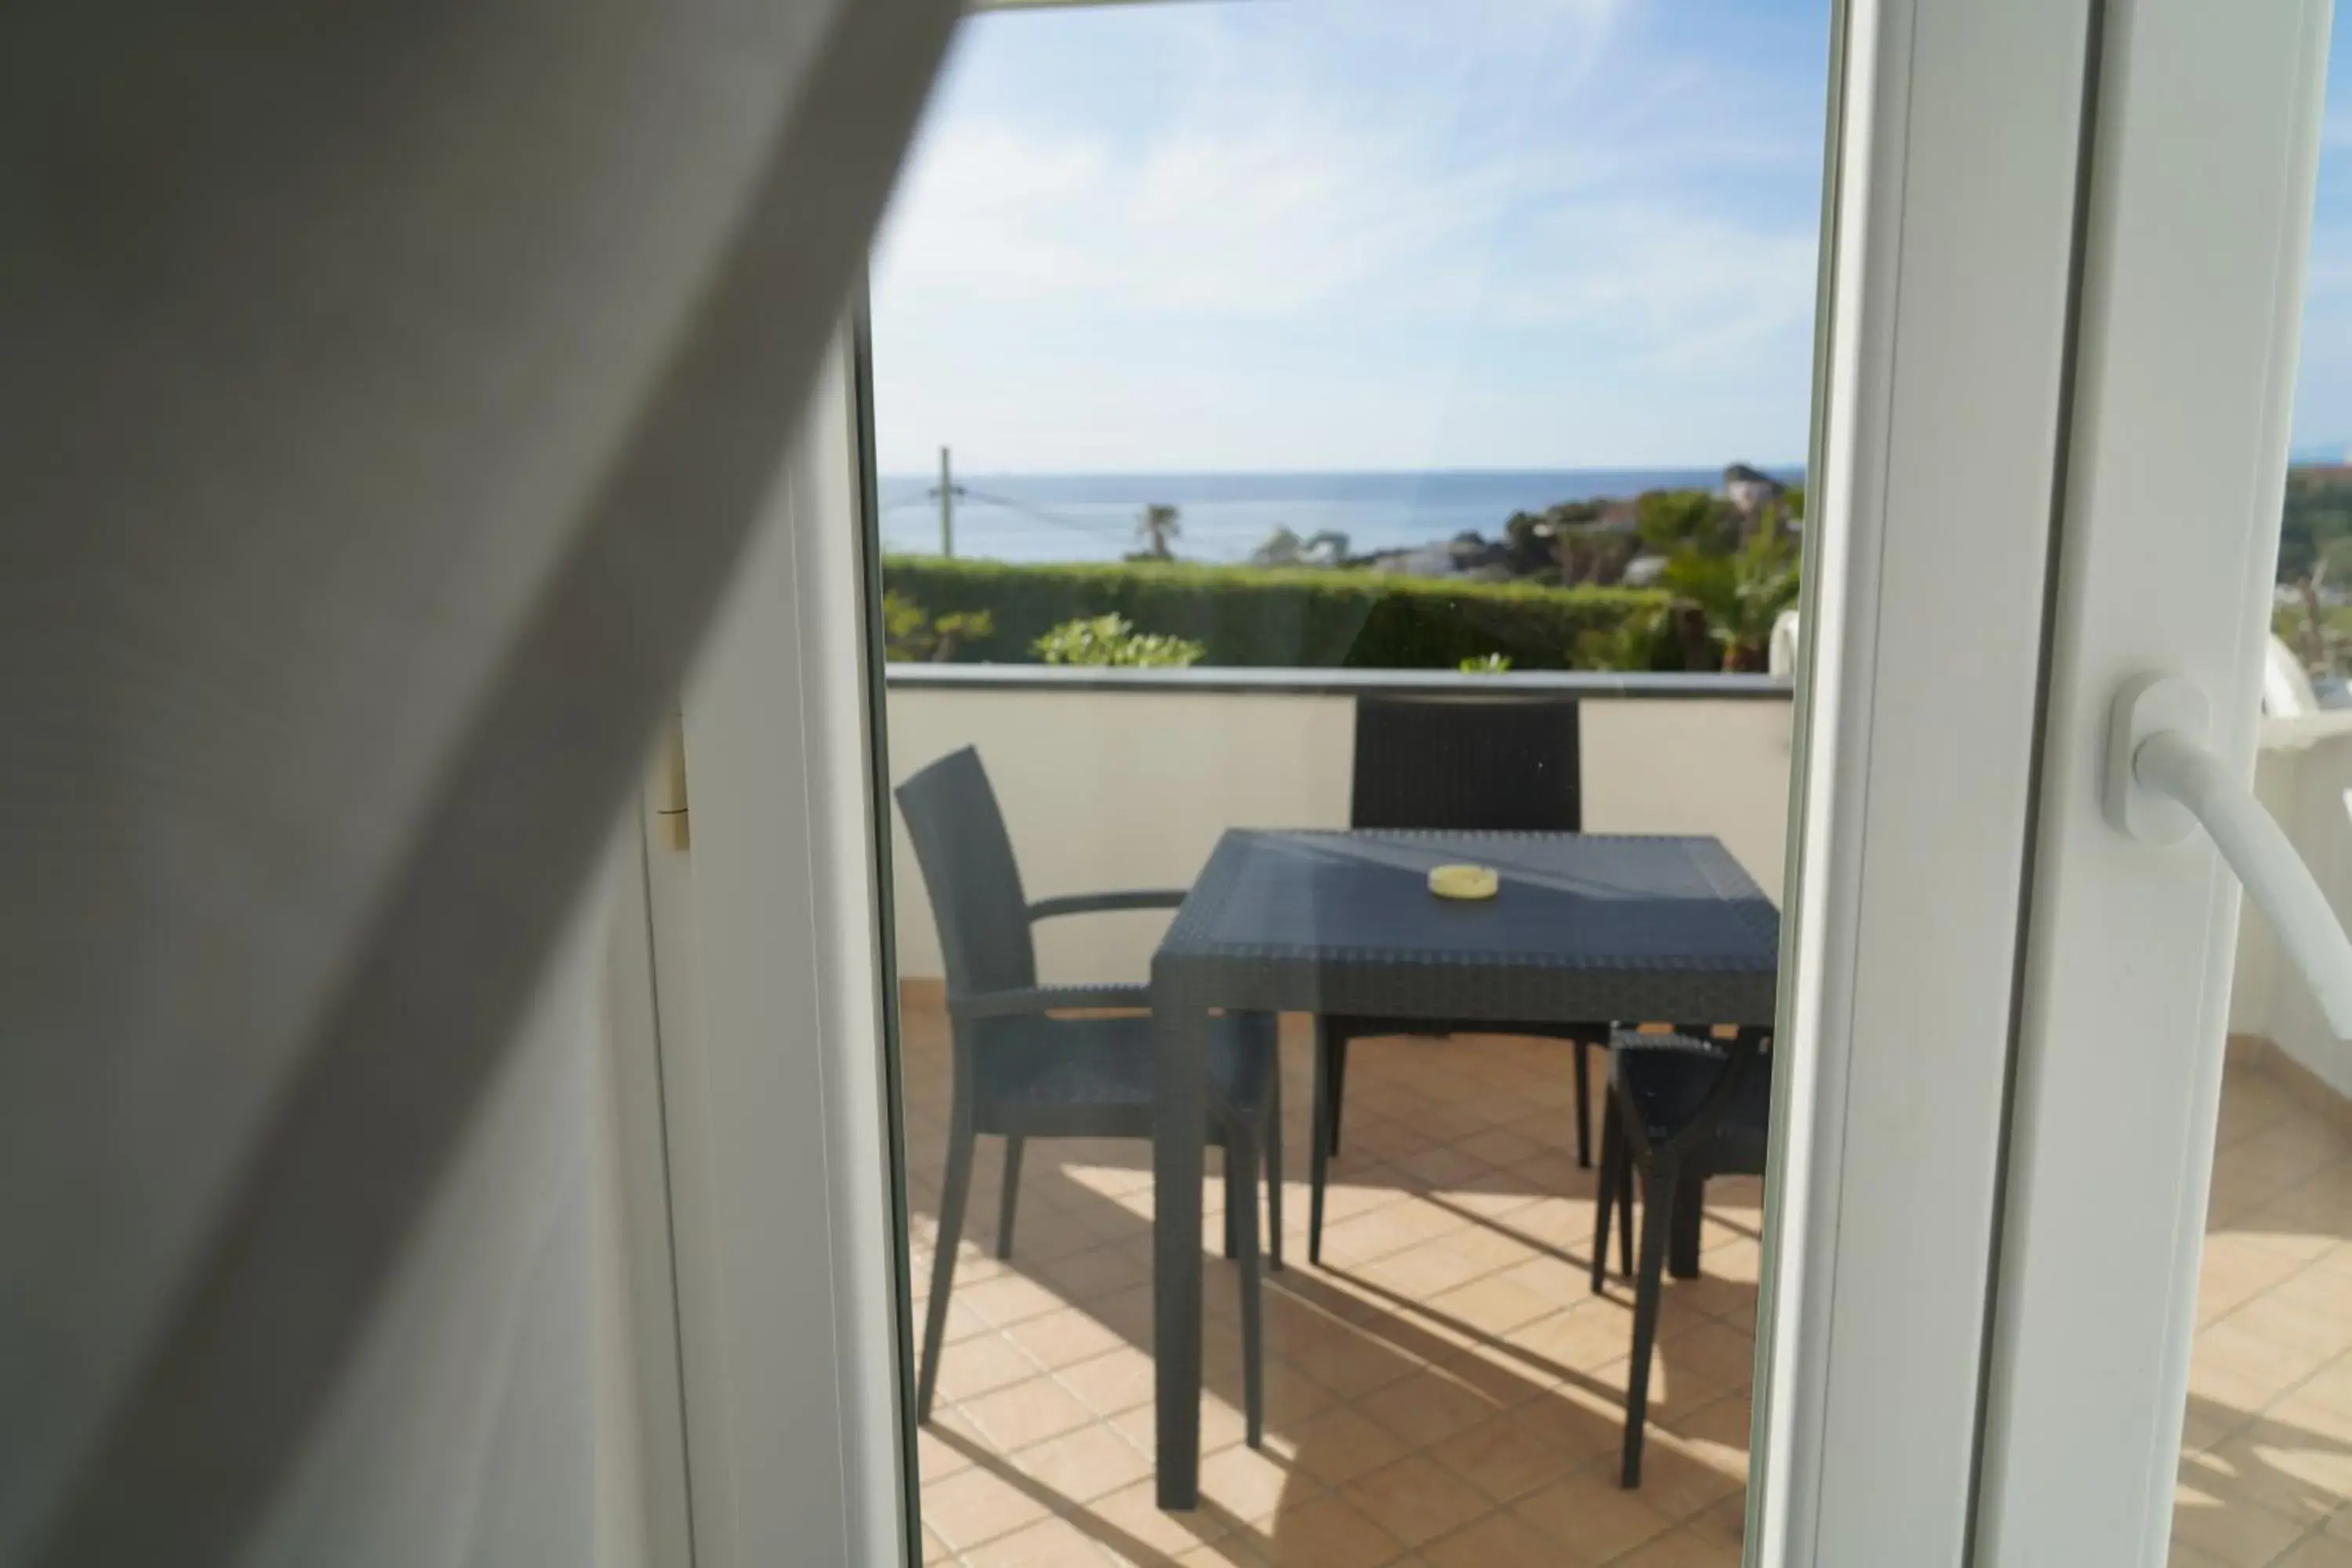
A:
956,487,1134,543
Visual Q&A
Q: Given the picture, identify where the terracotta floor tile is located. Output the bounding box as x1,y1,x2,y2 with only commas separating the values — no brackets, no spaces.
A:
1340,1454,1494,1547
1426,1272,1558,1338
1396,1144,1494,1189
918,1425,976,1484
1081,1482,1236,1559
1007,1304,1133,1372
1018,1422,1157,1505
1059,1347,1160,1419
1511,1469,1678,1564
1289,1403,1412,1487
935,1327,1047,1404
1200,1441,1311,1523
1264,1494,1407,1568
1424,1412,1580,1503
1284,1325,1423,1401
1421,1509,1574,1568
1612,1436,1742,1521
1515,1302,1639,1376
1359,1367,1512,1447
1173,1539,1273,1566
920,1462,1055,1552
2172,1477,2309,1566
1354,1242,1494,1301
1653,1322,1757,1396
961,1512,1118,1566
2196,1320,2332,1410
1036,1244,1154,1303
961,1376,1099,1453
1608,1523,1742,1567
959,1271,1071,1330
2275,1534,2352,1568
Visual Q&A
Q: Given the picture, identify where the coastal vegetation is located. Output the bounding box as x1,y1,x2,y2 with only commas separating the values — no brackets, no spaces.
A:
883,471,1805,673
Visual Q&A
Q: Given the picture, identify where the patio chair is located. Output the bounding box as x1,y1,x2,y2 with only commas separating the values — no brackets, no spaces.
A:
1309,692,1609,1264
1591,1027,1773,1486
896,746,1284,1446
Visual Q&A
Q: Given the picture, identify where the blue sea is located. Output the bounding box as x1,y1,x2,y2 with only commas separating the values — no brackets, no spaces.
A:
873,468,1802,565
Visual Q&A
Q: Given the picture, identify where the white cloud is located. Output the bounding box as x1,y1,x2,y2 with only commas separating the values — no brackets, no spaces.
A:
869,0,1827,469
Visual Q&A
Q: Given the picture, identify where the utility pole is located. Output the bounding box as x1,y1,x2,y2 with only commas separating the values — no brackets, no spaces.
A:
936,445,955,558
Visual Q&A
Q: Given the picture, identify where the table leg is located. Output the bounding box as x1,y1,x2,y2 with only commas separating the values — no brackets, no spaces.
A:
1669,1175,1705,1279
1154,995,1207,1509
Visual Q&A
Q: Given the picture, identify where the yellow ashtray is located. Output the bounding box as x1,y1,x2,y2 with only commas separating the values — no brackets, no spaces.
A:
1428,864,1500,901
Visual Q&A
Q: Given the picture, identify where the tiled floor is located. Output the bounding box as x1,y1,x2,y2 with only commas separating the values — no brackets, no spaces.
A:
2172,1046,2352,1566
896,985,2352,1566
898,988,1760,1567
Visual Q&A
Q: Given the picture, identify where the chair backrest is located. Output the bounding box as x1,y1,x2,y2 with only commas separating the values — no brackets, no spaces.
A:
895,746,1039,1000
1350,694,1582,832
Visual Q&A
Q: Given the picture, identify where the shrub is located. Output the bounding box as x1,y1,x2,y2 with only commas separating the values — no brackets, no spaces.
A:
1033,614,1204,668
880,557,1677,670
880,590,993,662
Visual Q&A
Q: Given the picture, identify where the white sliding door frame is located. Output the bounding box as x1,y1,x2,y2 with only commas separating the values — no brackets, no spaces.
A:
1973,2,2334,1562
1750,0,2101,1561
649,331,915,1568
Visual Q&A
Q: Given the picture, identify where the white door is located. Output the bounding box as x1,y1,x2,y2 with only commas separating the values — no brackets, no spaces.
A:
648,4,2344,1568
1973,2,2348,1566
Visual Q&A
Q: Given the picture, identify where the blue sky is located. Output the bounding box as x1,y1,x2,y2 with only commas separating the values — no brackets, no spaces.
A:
871,0,2352,474
2300,21,2352,463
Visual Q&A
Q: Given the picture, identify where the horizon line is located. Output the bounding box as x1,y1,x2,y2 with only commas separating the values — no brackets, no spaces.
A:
869,460,1811,479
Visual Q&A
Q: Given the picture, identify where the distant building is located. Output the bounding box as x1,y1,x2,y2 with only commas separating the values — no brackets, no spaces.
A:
1363,531,1510,579
1621,554,1669,587
1722,463,1788,519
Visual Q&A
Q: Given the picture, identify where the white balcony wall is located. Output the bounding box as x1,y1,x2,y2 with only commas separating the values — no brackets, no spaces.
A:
881,674,1798,986
2231,714,2352,1088
885,675,2352,1101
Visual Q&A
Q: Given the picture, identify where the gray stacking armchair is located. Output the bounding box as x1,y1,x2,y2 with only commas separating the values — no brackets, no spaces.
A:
895,746,1284,1446
1310,693,1609,1262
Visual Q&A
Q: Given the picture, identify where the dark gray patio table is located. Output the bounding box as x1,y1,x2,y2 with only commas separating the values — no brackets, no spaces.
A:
1150,828,1780,1508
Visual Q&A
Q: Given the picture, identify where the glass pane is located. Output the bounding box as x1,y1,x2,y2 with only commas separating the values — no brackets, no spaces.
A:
867,2,1828,1562
2170,23,2352,1567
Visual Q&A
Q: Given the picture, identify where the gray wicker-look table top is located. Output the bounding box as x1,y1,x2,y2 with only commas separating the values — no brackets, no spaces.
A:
1153,829,1780,1025
1150,829,1780,1509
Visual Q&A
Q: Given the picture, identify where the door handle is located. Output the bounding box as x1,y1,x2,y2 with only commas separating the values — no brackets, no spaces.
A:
2105,674,2352,1038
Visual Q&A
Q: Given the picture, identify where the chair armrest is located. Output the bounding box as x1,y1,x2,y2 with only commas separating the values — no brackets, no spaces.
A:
949,983,1152,1020
1027,890,1189,921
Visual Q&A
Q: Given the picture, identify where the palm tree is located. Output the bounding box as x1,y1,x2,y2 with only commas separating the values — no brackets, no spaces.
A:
1135,503,1182,561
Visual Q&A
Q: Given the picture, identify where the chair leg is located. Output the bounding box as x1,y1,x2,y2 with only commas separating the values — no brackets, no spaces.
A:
1573,1036,1594,1169
916,1110,977,1422
1669,1171,1706,1279
1617,1129,1636,1277
1309,1018,1334,1266
995,1135,1025,1261
1265,1052,1284,1272
1231,1127,1265,1450
1329,1032,1350,1153
1622,1164,1678,1489
1592,1099,1620,1294
1223,1140,1242,1260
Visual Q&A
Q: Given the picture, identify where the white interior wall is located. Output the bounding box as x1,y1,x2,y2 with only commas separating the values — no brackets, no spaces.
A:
880,684,1797,985
245,841,659,1568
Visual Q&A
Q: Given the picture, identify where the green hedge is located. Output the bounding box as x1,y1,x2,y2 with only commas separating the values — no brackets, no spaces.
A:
881,557,1673,670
